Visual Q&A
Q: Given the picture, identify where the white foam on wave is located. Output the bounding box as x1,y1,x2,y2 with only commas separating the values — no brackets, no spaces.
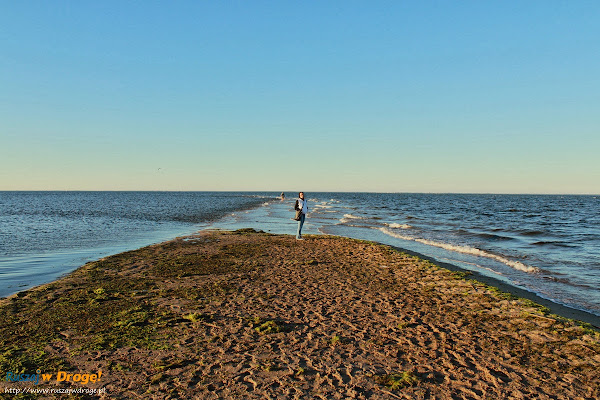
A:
386,223,412,229
378,227,539,274
378,228,413,241
343,213,365,219
339,213,367,224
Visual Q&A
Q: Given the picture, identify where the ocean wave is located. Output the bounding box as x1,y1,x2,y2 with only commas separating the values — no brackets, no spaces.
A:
244,195,273,199
338,213,367,223
377,227,413,241
343,213,365,219
532,241,574,248
520,230,545,236
542,275,594,288
377,227,539,274
386,223,412,229
473,232,515,241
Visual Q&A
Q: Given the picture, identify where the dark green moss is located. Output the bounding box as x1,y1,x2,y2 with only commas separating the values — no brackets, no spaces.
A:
375,371,420,390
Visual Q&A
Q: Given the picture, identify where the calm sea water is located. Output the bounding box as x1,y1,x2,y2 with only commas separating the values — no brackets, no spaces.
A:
0,191,272,297
2,192,599,320
209,193,600,319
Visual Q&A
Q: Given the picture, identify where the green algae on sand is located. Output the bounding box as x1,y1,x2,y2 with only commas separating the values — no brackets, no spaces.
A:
0,229,598,399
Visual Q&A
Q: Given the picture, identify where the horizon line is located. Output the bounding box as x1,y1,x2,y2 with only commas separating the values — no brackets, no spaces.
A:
1,189,598,196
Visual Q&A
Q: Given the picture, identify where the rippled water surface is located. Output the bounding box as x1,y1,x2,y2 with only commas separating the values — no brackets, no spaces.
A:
0,191,271,296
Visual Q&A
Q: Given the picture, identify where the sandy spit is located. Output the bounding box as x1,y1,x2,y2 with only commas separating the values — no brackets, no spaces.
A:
1,229,598,399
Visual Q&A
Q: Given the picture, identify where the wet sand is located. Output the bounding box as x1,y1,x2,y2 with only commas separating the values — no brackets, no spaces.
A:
1,229,598,399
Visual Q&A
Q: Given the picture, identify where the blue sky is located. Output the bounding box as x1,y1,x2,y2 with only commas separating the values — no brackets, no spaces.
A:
1,1,599,193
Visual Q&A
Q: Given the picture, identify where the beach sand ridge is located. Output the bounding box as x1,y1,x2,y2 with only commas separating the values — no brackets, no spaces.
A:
1,229,598,399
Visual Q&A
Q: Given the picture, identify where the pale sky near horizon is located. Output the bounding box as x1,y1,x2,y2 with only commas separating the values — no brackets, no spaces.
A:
1,1,599,193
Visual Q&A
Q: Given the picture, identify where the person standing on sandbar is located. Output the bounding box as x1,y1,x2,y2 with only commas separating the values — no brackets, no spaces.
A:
295,192,308,240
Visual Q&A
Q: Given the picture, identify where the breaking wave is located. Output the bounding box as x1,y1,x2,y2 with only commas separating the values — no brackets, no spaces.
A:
343,213,365,219
339,213,367,223
378,227,539,274
386,223,412,229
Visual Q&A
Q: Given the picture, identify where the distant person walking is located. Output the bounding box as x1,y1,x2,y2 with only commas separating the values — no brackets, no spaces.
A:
294,192,308,240
280,192,285,201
